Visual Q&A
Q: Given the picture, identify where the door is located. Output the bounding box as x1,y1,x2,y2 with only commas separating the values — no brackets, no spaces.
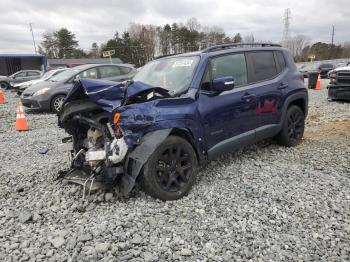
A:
197,53,259,159
245,51,285,140
12,71,27,83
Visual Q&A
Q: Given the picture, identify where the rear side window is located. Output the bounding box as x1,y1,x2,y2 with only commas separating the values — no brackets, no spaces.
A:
99,66,121,78
247,51,277,83
211,53,247,86
275,51,286,73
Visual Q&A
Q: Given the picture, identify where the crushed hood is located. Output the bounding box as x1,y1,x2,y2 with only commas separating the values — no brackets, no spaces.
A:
64,78,169,112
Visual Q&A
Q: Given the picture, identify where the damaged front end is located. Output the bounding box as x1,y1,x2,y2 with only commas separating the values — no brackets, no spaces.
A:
58,79,172,196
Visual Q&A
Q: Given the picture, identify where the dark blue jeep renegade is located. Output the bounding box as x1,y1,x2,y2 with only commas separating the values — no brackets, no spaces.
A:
58,43,308,200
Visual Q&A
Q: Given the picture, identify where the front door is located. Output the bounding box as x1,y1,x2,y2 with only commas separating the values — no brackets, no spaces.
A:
197,53,259,159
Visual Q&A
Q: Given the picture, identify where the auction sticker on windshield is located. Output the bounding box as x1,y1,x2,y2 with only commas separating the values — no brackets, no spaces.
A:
172,59,193,67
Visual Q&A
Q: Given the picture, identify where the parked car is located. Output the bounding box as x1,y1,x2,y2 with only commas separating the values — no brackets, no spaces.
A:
14,68,68,95
21,64,136,113
0,70,42,89
318,63,334,78
299,63,319,78
327,64,350,101
58,43,308,201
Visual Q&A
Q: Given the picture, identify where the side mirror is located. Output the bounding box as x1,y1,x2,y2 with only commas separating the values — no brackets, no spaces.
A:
212,76,235,92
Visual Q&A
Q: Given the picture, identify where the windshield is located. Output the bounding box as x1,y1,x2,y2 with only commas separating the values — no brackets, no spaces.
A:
41,70,56,80
133,56,200,95
50,69,79,82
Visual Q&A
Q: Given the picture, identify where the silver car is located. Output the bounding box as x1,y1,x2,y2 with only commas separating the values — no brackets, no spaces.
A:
21,64,136,113
0,70,42,89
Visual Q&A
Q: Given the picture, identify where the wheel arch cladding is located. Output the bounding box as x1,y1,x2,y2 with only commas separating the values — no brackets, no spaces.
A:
121,128,172,195
169,127,200,164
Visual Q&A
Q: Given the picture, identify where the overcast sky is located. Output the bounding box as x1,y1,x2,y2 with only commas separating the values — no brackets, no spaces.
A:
0,0,349,53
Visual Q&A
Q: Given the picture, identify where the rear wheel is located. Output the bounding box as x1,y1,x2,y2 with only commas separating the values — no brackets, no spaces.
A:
276,105,305,147
51,95,66,113
0,82,8,89
139,136,197,201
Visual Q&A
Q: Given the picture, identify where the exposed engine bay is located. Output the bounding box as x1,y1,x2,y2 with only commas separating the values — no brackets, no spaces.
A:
57,79,172,197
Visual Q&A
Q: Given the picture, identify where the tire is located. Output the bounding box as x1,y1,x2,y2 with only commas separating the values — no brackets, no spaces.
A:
0,82,8,90
276,105,305,147
51,95,66,113
139,136,197,201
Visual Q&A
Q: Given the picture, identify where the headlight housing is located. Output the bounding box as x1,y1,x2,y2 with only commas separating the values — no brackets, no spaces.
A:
33,88,50,96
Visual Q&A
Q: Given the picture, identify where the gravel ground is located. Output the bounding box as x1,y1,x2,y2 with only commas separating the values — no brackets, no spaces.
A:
0,80,349,261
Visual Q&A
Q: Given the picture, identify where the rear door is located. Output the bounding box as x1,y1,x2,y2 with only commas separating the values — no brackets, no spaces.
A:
245,51,284,139
198,53,259,158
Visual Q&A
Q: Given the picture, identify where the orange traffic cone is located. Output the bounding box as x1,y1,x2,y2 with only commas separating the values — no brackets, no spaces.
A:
16,102,29,131
0,89,5,104
315,73,321,90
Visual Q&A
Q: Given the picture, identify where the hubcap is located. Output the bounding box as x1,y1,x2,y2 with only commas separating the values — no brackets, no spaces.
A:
155,145,192,192
287,110,303,143
0,83,7,89
54,97,65,112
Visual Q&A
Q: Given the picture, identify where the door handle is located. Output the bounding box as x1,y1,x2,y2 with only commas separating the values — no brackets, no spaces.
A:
278,83,288,89
241,93,256,101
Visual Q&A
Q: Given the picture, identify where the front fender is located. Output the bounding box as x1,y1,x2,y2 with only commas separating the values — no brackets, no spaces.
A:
121,129,172,195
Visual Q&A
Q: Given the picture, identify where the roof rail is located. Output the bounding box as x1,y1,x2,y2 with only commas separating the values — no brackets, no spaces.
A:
153,53,182,60
202,43,282,53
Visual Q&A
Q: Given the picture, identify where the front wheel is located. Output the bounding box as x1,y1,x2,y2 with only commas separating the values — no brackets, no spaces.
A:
276,105,305,147
51,95,66,113
0,82,8,89
139,136,197,201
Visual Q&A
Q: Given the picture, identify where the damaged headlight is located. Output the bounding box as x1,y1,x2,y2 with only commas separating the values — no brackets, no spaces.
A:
33,87,50,96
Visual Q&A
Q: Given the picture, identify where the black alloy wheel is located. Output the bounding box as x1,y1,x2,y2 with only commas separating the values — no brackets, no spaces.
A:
140,136,197,201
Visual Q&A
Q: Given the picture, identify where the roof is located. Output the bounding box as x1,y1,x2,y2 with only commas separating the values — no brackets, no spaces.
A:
0,53,45,58
48,58,123,65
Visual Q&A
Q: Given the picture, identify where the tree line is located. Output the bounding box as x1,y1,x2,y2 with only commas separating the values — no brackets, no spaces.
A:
40,18,350,66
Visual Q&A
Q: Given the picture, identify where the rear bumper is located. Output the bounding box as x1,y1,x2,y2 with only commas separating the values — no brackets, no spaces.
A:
20,95,51,110
327,84,350,100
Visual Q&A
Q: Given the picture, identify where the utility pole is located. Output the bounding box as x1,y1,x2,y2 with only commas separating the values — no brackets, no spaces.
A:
282,8,291,47
331,25,335,46
29,23,37,53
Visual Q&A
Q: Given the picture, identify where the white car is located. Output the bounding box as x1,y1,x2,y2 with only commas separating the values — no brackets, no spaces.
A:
14,68,67,94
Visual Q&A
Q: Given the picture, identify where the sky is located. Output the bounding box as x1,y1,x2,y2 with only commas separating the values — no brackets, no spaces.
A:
0,0,349,53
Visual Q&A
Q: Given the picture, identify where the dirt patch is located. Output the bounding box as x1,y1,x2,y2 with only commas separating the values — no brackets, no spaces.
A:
304,120,350,139
306,114,321,122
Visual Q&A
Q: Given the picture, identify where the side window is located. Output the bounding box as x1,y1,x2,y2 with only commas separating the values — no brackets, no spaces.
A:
15,72,26,78
77,68,98,79
27,71,40,76
275,51,286,74
99,66,121,78
247,51,277,83
209,53,247,88
119,67,131,75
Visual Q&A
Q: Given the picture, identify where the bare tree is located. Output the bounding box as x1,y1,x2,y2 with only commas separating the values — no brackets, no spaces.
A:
286,35,310,57
243,33,255,43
